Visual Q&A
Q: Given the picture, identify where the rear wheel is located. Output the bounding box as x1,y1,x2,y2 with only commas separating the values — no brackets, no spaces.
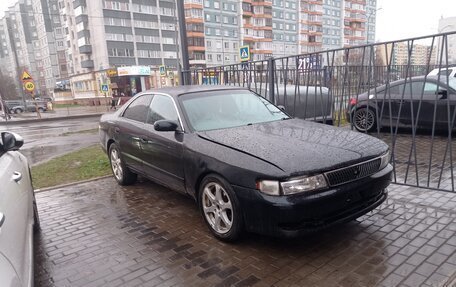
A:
37,107,45,112
14,108,23,114
109,143,137,185
199,175,243,242
353,108,377,132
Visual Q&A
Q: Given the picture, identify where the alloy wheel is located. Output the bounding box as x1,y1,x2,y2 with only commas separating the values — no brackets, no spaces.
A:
202,182,233,234
110,148,123,181
354,108,375,132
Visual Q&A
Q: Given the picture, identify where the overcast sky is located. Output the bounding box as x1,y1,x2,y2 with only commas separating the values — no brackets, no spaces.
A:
0,0,455,42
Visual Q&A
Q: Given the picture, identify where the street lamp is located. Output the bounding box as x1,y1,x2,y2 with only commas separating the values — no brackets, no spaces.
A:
366,7,382,44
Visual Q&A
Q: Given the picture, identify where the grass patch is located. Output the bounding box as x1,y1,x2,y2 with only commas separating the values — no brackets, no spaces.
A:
31,145,111,189
61,128,99,136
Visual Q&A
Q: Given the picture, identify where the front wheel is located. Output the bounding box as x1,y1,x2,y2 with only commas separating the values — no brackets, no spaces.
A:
14,108,23,114
353,107,377,132
109,143,137,186
199,175,243,242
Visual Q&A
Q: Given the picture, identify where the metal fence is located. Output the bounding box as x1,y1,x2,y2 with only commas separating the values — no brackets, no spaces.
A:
183,31,456,193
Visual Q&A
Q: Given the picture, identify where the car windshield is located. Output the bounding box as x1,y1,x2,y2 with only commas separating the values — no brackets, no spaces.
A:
180,90,290,132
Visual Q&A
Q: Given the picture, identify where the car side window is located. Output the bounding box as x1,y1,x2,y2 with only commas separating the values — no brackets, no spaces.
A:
146,95,179,125
423,83,438,94
122,95,152,123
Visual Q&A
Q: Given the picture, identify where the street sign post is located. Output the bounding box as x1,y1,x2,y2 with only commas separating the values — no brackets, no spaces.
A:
159,65,166,76
20,70,41,118
24,81,35,93
239,46,250,62
21,70,33,82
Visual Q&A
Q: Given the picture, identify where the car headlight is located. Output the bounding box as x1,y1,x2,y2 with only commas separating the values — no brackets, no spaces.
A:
380,150,390,170
257,174,328,196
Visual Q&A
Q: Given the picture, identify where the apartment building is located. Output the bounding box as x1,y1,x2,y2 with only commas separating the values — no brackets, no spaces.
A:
377,42,437,66
32,0,69,96
184,0,377,67
0,0,69,97
61,0,179,73
437,16,456,65
0,1,40,92
0,17,16,80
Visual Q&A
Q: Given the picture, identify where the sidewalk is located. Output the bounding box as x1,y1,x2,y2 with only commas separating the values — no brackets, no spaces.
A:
1,106,110,124
34,178,456,287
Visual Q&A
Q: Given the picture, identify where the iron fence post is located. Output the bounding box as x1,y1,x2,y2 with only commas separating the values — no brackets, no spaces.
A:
268,58,275,104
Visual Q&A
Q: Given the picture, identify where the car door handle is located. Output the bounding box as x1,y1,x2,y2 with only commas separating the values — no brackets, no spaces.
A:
12,171,22,182
0,212,5,227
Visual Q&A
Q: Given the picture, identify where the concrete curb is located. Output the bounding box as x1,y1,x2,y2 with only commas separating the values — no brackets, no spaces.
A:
1,113,104,125
34,174,113,193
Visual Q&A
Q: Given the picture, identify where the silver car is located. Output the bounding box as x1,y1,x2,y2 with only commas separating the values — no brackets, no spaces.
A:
0,132,39,287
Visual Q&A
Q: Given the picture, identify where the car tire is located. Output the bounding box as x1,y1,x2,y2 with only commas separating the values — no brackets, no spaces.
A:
37,107,45,112
353,107,377,132
33,197,41,232
14,108,23,114
199,174,243,242
109,143,137,186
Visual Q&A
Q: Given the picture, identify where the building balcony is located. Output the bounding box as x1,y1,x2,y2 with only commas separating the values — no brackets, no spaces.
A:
187,31,204,38
81,59,94,68
78,45,92,54
75,14,88,24
185,17,204,24
305,0,323,4
243,11,253,17
345,16,366,23
184,3,203,9
73,0,87,9
251,49,273,54
188,46,206,52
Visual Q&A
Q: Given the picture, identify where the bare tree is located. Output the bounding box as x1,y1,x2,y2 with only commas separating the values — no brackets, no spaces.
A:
0,71,19,100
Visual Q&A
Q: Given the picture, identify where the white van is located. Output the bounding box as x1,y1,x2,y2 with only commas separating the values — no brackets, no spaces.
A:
428,66,456,78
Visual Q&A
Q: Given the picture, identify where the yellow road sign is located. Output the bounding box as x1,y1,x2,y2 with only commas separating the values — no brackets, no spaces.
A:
24,81,35,92
22,70,33,82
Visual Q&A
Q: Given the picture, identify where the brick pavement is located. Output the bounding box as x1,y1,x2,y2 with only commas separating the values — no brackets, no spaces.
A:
34,177,456,287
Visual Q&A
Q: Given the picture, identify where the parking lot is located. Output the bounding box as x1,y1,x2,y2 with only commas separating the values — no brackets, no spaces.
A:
34,177,456,287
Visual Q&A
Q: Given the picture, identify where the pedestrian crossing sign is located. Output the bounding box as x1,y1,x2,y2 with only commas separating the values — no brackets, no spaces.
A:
101,84,109,92
239,46,250,62
159,65,166,76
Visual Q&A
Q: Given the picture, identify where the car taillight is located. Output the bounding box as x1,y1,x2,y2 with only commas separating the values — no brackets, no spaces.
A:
349,98,357,106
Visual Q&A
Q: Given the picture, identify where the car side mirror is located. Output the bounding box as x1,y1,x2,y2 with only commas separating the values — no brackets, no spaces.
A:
154,120,179,132
277,105,286,111
1,132,24,151
436,89,448,99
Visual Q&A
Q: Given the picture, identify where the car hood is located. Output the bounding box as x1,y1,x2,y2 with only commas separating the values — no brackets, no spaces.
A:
197,119,388,176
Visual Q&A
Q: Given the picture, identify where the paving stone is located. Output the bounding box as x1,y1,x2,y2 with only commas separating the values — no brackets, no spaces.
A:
34,178,456,287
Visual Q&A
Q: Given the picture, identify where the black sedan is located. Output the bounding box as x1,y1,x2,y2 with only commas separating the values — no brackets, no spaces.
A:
348,76,456,132
99,86,392,241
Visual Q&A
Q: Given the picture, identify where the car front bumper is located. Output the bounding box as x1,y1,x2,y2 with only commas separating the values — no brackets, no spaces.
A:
233,163,393,237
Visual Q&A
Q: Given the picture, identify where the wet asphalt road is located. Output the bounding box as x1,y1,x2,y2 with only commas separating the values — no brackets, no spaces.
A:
0,116,101,165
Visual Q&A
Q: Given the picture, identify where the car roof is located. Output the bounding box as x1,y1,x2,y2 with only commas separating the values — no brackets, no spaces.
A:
140,85,250,97
392,75,454,84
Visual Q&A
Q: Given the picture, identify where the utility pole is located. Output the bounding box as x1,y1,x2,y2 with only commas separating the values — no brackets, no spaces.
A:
177,0,190,85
